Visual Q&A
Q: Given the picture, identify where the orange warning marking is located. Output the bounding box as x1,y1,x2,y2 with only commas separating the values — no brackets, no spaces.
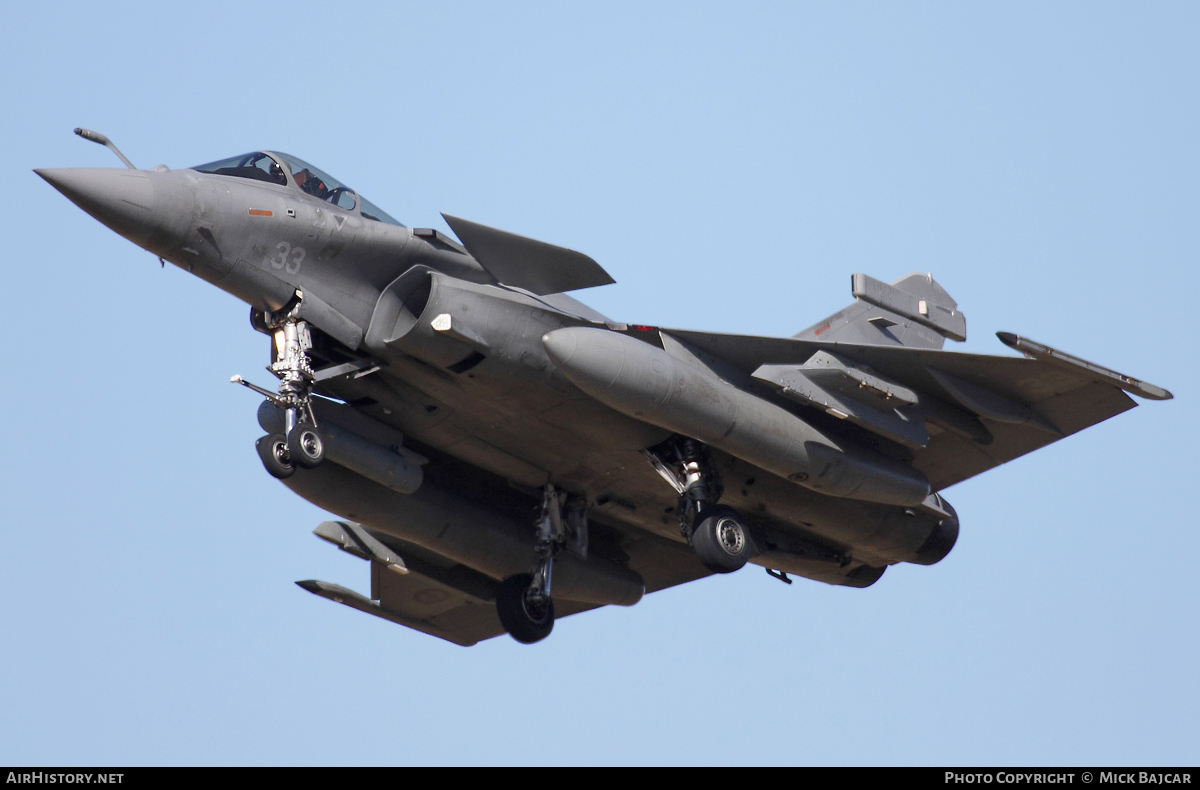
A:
248,208,273,216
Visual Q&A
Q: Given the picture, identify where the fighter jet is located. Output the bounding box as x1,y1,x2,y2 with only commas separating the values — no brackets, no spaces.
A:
36,129,1172,645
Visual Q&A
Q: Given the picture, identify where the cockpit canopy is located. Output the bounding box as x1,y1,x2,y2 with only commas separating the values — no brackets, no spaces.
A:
191,151,404,227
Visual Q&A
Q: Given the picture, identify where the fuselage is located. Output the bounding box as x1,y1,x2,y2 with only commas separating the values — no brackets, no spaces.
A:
37,153,957,585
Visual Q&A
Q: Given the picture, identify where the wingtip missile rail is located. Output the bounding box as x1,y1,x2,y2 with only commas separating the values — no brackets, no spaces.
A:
996,332,1173,401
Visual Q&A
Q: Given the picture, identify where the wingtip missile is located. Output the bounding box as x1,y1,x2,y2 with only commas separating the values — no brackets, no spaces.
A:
294,579,324,595
997,332,1173,401
295,579,477,646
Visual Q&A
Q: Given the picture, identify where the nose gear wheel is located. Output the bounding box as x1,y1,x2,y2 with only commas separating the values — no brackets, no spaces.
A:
288,425,325,469
256,433,295,480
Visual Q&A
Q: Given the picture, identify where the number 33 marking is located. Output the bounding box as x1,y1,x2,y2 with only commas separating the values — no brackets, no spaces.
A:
271,241,306,274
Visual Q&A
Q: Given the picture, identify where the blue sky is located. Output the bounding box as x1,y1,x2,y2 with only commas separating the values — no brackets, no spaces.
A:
2,2,1197,766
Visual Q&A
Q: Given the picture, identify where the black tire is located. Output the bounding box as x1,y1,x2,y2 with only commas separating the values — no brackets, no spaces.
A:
256,433,295,479
249,307,272,335
495,573,555,644
288,425,325,469
692,505,752,573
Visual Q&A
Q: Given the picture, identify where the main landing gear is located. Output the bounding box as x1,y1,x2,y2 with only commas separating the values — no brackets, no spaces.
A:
496,485,587,644
643,438,753,574
495,572,555,645
235,292,325,479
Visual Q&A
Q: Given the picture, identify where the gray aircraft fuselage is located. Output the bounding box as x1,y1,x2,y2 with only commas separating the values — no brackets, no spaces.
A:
38,156,947,565
39,142,1167,644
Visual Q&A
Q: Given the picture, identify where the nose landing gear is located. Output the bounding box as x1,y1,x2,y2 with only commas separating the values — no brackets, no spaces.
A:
233,292,325,478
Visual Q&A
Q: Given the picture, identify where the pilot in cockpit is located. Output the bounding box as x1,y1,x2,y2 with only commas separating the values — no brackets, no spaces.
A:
292,167,328,200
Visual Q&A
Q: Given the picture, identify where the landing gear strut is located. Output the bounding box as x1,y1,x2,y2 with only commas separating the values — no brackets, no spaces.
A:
496,484,586,644
233,292,325,478
643,438,752,574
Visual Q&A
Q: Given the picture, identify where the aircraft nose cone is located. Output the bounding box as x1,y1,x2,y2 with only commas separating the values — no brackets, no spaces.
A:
36,167,158,245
